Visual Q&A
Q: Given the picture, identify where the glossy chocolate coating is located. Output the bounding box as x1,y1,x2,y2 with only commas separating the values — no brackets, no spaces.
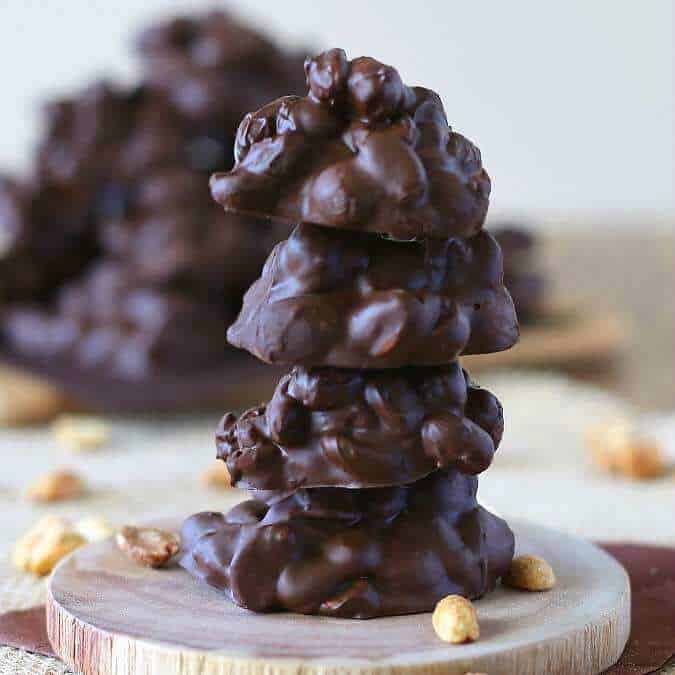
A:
210,49,491,240
3,263,229,378
180,47,517,617
217,362,503,489
228,223,518,368
180,469,514,617
493,225,547,323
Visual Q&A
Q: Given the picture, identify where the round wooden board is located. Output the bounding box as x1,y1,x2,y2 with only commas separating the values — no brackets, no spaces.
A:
46,519,630,675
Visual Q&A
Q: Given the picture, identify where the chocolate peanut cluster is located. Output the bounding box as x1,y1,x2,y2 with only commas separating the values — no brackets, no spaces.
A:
218,363,503,489
0,11,302,388
229,223,517,367
4,263,227,378
210,49,491,239
181,469,513,618
181,49,517,617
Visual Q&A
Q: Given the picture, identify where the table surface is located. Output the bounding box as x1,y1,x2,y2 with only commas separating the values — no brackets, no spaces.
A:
1,228,674,674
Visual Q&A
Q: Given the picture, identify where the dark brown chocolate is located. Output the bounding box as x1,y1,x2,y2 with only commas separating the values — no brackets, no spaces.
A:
228,223,518,368
0,176,97,304
0,11,306,399
180,469,514,618
3,262,229,378
218,362,503,489
136,11,308,130
98,167,288,300
210,49,490,240
493,225,547,323
181,47,517,617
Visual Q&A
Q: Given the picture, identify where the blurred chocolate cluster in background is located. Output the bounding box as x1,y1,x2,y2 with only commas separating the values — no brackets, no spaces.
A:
0,11,304,392
492,225,548,325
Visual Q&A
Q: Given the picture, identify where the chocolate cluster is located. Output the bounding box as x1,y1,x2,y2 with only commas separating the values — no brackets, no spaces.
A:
218,363,503,489
4,263,227,378
0,11,301,384
211,49,491,239
181,469,513,618
493,225,548,323
136,11,307,133
229,223,517,367
182,49,518,618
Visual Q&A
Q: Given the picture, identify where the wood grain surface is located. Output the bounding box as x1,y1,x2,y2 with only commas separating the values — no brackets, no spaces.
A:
46,519,630,675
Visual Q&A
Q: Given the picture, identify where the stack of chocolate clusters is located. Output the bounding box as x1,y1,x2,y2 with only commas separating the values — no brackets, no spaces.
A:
0,12,304,381
181,50,519,618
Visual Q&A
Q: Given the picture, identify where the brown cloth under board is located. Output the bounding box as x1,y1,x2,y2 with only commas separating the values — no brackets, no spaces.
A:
0,544,673,672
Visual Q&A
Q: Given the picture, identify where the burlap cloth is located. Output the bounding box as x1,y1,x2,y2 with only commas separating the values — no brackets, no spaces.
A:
1,372,674,674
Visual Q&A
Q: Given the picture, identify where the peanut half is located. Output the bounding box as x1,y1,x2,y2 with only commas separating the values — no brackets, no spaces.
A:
13,516,86,576
116,526,180,568
25,469,86,503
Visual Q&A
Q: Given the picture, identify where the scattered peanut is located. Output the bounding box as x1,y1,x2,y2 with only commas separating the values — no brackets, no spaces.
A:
76,516,115,542
0,365,67,426
52,414,110,452
116,526,180,568
24,469,86,503
432,595,479,644
13,516,86,576
201,462,232,488
586,419,666,480
503,554,556,591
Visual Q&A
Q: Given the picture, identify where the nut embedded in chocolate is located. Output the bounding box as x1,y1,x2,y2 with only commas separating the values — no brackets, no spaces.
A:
180,469,514,617
210,49,491,240
217,362,504,489
228,223,518,368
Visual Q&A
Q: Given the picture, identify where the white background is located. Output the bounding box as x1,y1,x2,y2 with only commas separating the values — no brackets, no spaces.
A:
0,0,672,227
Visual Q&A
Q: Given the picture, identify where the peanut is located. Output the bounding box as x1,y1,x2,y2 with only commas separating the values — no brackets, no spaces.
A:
0,365,67,426
432,595,479,643
503,554,556,591
116,526,180,568
52,414,110,452
13,516,86,576
25,469,86,503
586,419,666,480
